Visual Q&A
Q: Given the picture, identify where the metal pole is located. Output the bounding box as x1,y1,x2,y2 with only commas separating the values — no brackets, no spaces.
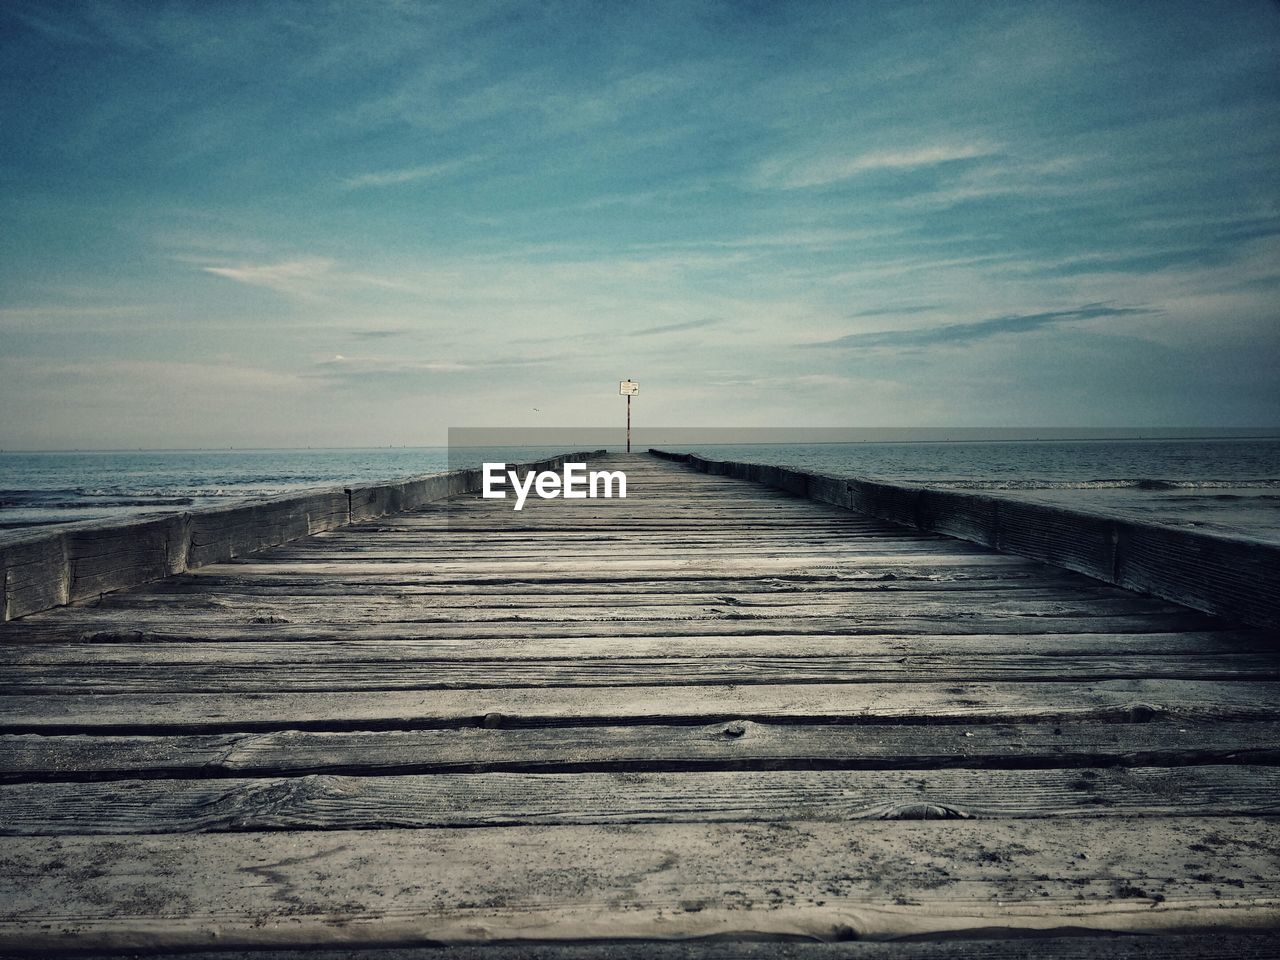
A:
626,393,631,453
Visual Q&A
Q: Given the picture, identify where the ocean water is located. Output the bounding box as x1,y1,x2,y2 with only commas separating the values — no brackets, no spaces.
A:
671,438,1280,489
0,446,567,533
670,438,1280,544
2,438,1278,543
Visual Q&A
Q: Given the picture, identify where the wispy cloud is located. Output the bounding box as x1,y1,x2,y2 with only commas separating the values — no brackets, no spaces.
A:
626,318,719,337
756,143,998,190
201,258,335,297
306,352,560,383
813,303,1157,350
348,328,411,340
313,355,471,374
197,256,425,300
341,158,475,190
851,304,941,318
705,373,864,389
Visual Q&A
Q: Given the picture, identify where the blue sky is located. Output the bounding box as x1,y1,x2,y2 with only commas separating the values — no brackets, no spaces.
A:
1,0,1278,448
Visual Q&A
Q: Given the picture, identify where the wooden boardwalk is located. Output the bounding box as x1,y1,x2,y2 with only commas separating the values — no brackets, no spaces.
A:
1,452,1279,955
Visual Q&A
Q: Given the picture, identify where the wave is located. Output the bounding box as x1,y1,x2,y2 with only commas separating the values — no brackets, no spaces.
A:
0,486,288,506
0,495,197,509
897,478,1280,490
0,488,210,508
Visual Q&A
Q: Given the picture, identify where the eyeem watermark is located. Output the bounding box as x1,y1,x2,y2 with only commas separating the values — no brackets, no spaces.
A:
483,462,627,511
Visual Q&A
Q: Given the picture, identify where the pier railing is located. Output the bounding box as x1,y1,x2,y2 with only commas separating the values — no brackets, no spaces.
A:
0,450,604,622
651,448,1280,631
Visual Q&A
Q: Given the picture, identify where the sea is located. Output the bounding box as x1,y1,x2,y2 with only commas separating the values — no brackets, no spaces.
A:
2,437,1279,544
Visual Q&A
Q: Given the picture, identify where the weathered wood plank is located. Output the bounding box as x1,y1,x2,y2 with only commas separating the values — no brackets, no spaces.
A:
3,680,1278,733
183,490,350,567
1,818,1277,949
15,932,1277,960
0,630,1266,666
6,721,1279,782
0,514,192,620
194,554,1039,575
45,583,1198,611
3,596,1194,632
0,612,1222,645
102,559,1109,581
5,652,1278,693
130,571,1107,596
5,765,1280,835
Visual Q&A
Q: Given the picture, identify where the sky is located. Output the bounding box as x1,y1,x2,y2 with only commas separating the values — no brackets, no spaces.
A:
1,0,1278,449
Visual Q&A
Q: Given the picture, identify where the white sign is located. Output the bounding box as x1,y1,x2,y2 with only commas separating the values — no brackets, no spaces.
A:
620,380,639,396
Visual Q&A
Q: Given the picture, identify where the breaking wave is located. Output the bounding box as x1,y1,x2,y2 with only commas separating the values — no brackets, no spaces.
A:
922,478,1280,491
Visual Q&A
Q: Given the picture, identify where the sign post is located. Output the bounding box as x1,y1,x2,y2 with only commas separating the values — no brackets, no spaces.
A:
619,380,638,452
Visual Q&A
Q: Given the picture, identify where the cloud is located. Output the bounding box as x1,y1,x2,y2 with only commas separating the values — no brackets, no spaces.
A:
813,303,1157,350
0,355,303,392
196,255,424,301
201,258,335,297
705,373,865,389
310,355,471,376
340,159,474,190
348,328,411,340
756,143,998,190
626,318,719,337
850,304,941,318
305,352,561,384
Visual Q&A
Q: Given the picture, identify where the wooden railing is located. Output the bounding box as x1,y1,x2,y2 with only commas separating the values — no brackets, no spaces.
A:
651,449,1280,630
0,450,604,622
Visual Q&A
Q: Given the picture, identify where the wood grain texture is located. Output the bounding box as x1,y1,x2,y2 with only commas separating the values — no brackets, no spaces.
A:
5,678,1279,734
6,721,1280,782
4,652,1279,693
12,933,1276,960
1,818,1278,949
5,766,1280,834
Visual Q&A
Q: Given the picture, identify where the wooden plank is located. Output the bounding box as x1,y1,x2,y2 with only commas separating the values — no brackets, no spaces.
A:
16,932,1278,960
184,490,350,567
191,555,1038,575
6,721,1279,782
248,559,1077,577
166,563,1047,587
3,679,1279,733
6,765,1280,835
1,630,1266,666
5,652,1278,694
3,595,1193,630
29,586,1193,616
130,576,1069,595
1,514,192,620
0,612,1222,645
105,579,1146,602
0,818,1277,948
0,532,68,619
